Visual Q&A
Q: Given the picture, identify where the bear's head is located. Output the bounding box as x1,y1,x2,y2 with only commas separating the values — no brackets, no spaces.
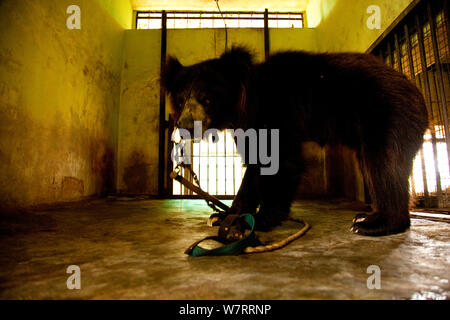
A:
162,47,253,132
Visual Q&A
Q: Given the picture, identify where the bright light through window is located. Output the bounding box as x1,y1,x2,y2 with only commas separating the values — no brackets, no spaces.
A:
411,127,450,195
172,129,246,196
136,11,304,29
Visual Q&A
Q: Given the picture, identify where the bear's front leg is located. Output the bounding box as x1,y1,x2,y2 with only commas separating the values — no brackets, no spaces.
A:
229,164,260,215
254,162,303,231
208,165,260,227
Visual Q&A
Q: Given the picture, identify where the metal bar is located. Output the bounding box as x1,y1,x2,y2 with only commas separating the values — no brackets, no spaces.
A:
416,13,443,195
207,136,210,193
406,21,442,194
431,133,443,194
415,14,433,203
427,1,450,171
445,0,450,54
376,49,383,60
216,134,218,195
444,1,450,157
233,137,236,195
167,115,174,195
198,140,201,192
135,10,139,28
224,131,227,195
404,23,416,81
158,11,167,196
416,12,436,127
420,148,430,198
264,8,270,61
386,40,394,68
410,169,417,199
138,16,303,20
394,33,403,72
404,23,419,199
138,10,304,15
182,167,185,195
190,140,195,195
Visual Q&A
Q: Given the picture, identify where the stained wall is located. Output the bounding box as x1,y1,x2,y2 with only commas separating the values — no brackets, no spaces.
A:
0,0,131,208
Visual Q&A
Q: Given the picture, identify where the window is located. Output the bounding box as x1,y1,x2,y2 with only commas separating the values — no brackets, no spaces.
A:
171,129,246,197
136,11,304,29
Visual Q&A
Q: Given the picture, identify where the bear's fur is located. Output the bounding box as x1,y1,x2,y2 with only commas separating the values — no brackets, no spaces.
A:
162,47,428,236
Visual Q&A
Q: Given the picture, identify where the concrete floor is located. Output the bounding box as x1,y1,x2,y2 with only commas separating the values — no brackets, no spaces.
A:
0,198,449,300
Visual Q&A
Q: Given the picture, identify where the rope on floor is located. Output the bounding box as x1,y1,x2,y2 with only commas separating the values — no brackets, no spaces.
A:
244,218,311,254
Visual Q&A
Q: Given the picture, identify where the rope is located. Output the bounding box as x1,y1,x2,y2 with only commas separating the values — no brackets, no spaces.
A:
172,159,310,255
244,217,311,254
215,0,228,52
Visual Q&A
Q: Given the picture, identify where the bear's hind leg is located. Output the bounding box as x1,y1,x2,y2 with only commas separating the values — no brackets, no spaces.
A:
352,147,414,236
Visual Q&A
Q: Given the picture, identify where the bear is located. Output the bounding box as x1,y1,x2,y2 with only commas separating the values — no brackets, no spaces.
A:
162,46,429,236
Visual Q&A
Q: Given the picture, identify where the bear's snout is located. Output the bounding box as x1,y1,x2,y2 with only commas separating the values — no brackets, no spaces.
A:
177,97,209,130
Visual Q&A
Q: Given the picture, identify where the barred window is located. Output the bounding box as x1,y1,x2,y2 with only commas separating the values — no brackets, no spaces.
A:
136,11,304,29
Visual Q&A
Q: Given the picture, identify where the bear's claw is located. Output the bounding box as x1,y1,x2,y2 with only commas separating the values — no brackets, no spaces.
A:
351,212,410,236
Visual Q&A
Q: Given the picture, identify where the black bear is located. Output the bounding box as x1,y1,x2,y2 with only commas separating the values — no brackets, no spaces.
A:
162,47,428,236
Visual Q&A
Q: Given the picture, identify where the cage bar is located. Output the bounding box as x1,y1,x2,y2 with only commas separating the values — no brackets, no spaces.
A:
370,0,449,207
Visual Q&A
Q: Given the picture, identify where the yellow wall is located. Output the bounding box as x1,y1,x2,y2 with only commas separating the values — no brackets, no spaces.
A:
310,0,415,52
117,30,161,194
131,0,309,11
97,0,133,29
0,0,126,208
270,28,319,52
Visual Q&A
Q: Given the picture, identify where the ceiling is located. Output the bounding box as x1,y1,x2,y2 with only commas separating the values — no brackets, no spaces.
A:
130,0,310,11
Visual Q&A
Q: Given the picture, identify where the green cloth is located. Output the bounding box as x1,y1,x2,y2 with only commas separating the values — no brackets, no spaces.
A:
185,214,261,257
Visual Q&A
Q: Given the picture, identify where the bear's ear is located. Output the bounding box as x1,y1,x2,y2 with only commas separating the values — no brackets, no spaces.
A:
162,56,183,92
219,46,253,72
